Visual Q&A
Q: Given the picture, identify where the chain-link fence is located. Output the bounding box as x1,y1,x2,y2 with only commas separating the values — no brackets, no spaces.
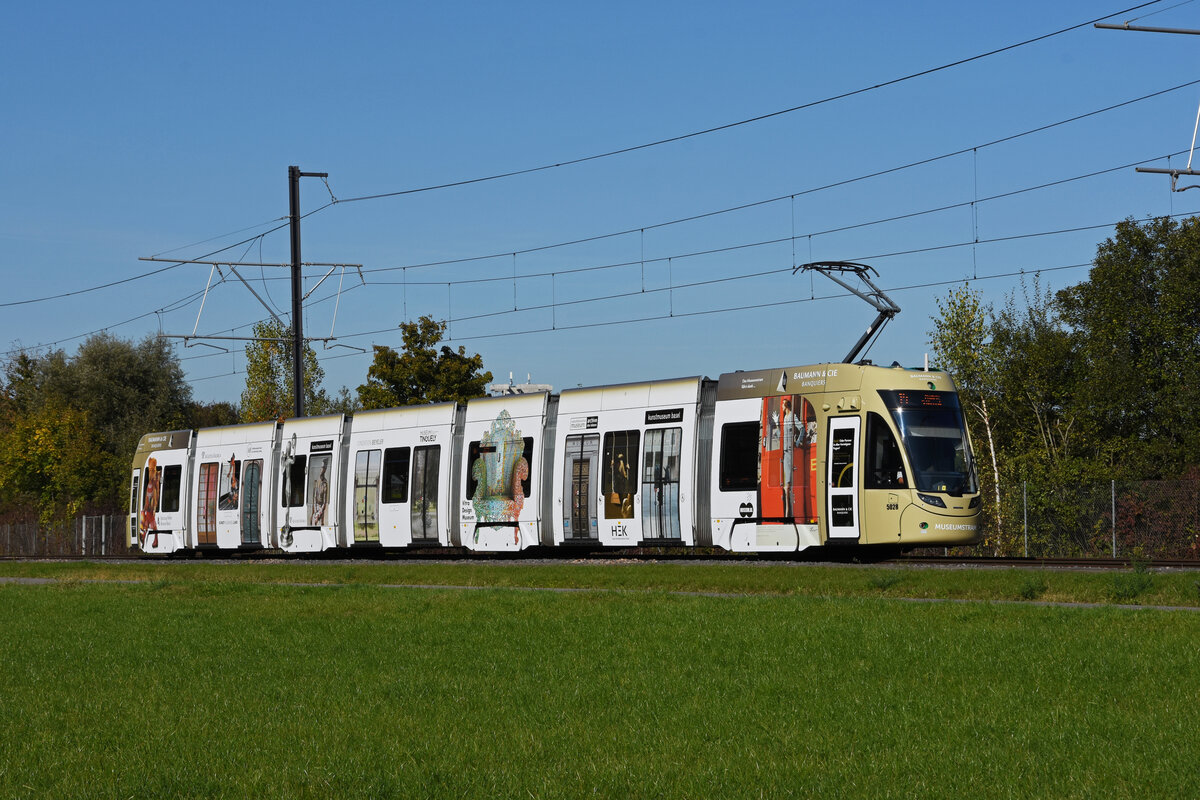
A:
0,514,131,558
975,478,1200,559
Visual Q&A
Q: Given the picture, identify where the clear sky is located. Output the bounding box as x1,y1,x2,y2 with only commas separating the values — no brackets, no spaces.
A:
3,0,1198,404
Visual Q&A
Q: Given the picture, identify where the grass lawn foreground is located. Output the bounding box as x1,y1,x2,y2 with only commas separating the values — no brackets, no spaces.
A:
1,562,1198,798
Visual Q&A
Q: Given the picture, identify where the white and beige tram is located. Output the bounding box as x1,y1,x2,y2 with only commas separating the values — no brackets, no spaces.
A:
128,362,981,556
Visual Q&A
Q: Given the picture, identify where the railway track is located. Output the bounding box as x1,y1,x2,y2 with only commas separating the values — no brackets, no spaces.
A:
3,550,1199,569
894,554,1200,570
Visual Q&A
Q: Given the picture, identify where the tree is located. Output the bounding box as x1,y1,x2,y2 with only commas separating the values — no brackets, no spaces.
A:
358,316,492,409
0,333,192,515
187,400,240,429
927,217,1200,554
1056,216,1200,478
239,320,330,422
0,401,106,524
929,284,1006,550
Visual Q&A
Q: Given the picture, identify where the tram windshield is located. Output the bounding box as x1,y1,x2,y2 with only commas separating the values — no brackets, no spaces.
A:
878,390,977,496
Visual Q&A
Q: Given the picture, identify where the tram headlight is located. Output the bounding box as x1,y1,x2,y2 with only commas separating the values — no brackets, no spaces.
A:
917,493,946,508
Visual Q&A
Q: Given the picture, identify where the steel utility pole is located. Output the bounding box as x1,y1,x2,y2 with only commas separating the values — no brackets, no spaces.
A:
289,165,328,418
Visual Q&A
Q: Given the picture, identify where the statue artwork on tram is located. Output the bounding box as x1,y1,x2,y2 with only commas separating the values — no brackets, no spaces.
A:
470,410,530,544
760,394,818,523
140,456,160,548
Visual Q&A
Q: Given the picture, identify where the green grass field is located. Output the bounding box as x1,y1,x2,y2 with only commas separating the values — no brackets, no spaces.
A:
2,562,1198,798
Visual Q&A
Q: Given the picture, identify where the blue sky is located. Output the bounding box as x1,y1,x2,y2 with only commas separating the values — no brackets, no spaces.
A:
3,0,1198,403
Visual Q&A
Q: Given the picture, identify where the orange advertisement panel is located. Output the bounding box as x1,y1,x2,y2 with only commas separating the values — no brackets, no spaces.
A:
759,395,817,523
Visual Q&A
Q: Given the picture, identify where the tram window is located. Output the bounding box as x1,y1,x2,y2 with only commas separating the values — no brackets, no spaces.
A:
130,474,140,514
601,430,640,519
382,447,410,504
465,438,534,500
218,459,241,510
719,422,760,491
519,438,533,498
285,455,307,507
161,464,182,512
865,413,906,490
466,441,481,499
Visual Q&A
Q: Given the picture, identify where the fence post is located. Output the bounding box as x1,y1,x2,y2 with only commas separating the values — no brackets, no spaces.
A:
1023,481,1028,558
1111,479,1117,559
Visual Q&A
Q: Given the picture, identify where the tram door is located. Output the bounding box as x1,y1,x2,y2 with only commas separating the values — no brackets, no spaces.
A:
827,416,861,541
642,428,682,540
241,460,262,545
353,449,382,543
564,434,599,541
411,445,440,542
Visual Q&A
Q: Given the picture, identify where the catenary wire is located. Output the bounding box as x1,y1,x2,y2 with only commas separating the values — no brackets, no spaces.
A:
15,77,1185,343
358,147,1194,289
359,78,1200,276
331,1,1168,206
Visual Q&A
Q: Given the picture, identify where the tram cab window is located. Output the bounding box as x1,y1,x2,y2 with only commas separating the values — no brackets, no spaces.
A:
865,413,906,490
719,422,759,491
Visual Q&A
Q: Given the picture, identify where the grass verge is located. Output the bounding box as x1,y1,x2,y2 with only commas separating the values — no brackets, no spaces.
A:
1,568,1199,798
2,559,1200,607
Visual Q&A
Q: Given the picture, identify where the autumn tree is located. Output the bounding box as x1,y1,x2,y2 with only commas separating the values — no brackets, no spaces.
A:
0,401,106,524
357,316,492,409
0,334,192,517
239,319,331,422
928,284,1006,549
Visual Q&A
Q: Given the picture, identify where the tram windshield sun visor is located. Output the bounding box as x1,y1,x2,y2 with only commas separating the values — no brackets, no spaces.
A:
878,390,977,496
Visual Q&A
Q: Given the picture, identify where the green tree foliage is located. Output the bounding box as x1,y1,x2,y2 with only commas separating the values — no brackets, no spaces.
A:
186,400,240,429
1057,216,1200,477
239,320,331,422
928,216,1200,553
357,316,492,409
0,334,192,517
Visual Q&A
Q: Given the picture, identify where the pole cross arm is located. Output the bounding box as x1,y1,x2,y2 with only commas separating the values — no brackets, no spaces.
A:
793,261,901,363
1135,167,1200,192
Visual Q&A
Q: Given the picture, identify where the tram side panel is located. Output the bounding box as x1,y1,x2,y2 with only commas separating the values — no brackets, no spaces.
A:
129,430,193,555
459,394,548,552
344,403,457,549
551,377,703,549
189,422,277,550
709,396,821,553
276,415,346,553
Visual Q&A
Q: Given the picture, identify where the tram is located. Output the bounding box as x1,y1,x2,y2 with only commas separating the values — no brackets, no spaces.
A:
128,360,981,556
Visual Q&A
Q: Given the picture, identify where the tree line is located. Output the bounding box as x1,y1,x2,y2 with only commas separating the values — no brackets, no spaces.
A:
929,216,1200,554
0,316,490,523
